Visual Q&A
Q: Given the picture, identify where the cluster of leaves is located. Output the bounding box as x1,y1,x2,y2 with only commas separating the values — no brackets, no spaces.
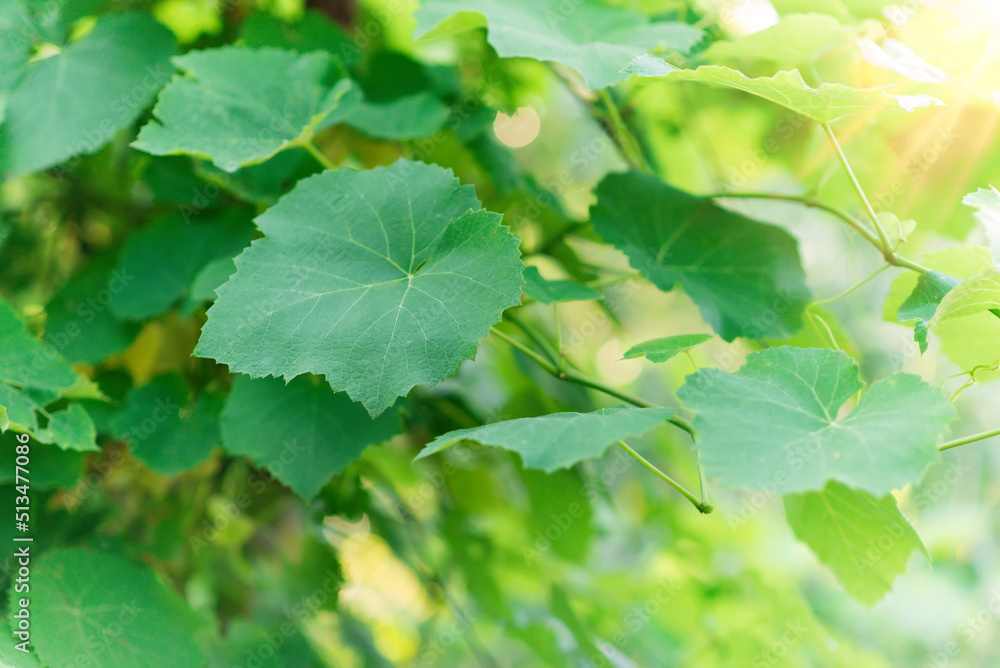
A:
2,0,1000,665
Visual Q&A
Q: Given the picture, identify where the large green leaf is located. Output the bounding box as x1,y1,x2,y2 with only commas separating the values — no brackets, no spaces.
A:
111,212,253,320
28,548,206,668
590,172,810,341
785,481,927,606
415,406,676,471
112,375,221,475
44,257,141,364
678,347,956,495
133,46,356,172
221,375,402,499
622,60,941,123
704,13,856,70
0,12,176,176
0,300,77,392
196,160,525,416
414,0,703,89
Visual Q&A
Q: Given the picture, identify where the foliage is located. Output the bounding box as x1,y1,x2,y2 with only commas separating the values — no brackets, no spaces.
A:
2,0,1000,666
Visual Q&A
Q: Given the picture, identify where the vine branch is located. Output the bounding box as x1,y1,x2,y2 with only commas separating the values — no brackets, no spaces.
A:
938,427,1000,452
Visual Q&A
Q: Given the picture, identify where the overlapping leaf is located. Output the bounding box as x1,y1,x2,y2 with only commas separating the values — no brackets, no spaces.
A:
622,59,942,123
930,268,1000,328
415,0,703,89
133,46,356,171
196,160,525,416
221,375,402,498
705,13,856,70
111,212,253,320
523,266,602,304
590,172,810,341
679,347,956,495
785,481,927,605
897,271,961,353
0,12,176,176
416,406,676,471
623,334,713,363
0,301,98,451
29,548,206,668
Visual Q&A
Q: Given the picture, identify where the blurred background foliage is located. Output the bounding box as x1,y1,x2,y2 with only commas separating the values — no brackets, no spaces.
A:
2,0,1000,666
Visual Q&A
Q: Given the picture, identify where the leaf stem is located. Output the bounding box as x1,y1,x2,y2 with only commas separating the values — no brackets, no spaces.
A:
810,264,890,308
598,89,652,173
821,124,893,254
490,326,695,438
300,139,337,171
708,192,930,273
938,427,1000,452
617,441,712,513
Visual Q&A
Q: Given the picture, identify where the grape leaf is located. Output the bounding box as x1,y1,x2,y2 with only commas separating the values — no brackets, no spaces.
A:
133,46,356,172
28,548,206,668
704,13,857,70
590,172,810,341
112,375,221,475
0,300,77,392
0,12,176,176
678,347,956,495
963,186,1000,266
623,334,713,363
785,481,927,606
415,406,676,471
897,271,961,353
240,10,362,69
523,266,602,304
414,0,703,89
47,404,99,452
622,60,943,123
196,160,525,416
930,268,1000,328
0,432,85,489
111,212,253,320
221,375,402,499
44,257,141,364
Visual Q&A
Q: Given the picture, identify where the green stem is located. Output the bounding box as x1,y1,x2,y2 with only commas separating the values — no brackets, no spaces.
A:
300,139,337,171
490,327,694,438
505,312,561,367
617,441,712,513
810,265,890,308
938,427,1000,452
822,124,893,254
598,89,651,173
708,192,930,273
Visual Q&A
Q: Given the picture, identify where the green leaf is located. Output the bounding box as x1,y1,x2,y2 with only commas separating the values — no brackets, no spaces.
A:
133,46,356,172
0,432,85,489
0,13,176,176
704,13,857,70
523,266,602,304
897,270,961,353
112,375,221,475
964,187,1000,268
47,404,98,452
28,548,206,668
221,375,402,499
784,481,927,606
770,0,858,24
240,10,362,69
623,333,713,363
622,60,942,123
590,172,810,341
182,257,237,315
111,212,253,320
930,268,1000,328
678,347,956,495
415,406,676,471
196,160,525,416
322,51,449,140
414,0,703,89
44,257,141,364
0,300,77,391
